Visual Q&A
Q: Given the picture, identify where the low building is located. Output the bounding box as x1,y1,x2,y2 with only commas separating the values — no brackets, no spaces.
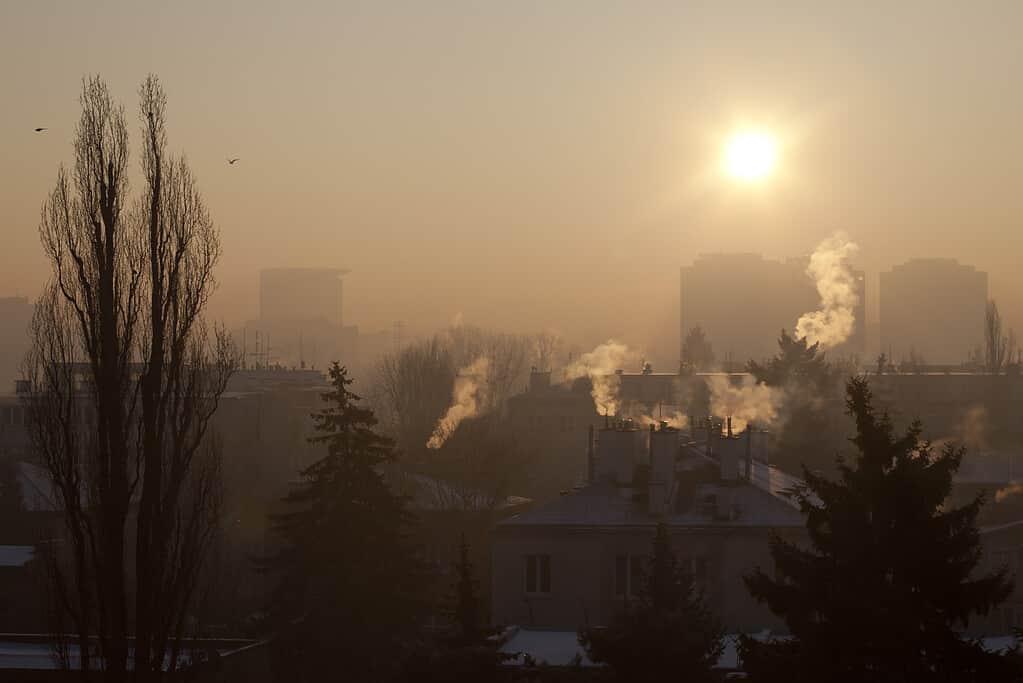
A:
505,371,601,500
490,421,805,634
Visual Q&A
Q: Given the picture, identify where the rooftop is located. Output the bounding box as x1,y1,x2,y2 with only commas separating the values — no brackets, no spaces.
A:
499,477,801,531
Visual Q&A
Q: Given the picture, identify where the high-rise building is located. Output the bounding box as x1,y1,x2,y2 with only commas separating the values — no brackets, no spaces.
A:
879,258,987,365
259,268,348,327
0,297,32,393
247,268,352,370
679,254,865,366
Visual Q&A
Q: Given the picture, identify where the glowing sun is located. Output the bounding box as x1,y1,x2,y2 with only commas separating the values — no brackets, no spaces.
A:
723,131,778,182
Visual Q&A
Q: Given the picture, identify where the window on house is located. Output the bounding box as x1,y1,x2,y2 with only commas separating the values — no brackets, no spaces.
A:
614,554,646,598
524,554,551,594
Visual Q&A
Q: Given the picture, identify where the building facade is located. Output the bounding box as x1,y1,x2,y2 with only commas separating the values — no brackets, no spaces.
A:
490,422,805,634
879,258,987,365
680,253,865,367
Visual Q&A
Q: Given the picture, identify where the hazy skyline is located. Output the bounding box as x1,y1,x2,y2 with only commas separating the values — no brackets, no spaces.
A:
4,1,1023,365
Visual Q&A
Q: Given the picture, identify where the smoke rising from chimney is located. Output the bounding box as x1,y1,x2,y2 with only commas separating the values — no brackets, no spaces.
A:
995,482,1023,503
426,356,490,449
562,340,638,416
795,233,860,348
637,411,689,430
707,375,781,433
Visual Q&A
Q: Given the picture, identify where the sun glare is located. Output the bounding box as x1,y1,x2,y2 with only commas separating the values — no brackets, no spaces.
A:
723,131,778,182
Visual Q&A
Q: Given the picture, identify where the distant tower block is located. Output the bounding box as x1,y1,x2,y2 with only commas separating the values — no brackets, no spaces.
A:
259,268,349,327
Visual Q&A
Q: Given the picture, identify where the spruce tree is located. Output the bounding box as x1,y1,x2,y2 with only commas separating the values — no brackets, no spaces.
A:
266,363,428,683
742,377,1013,682
453,533,481,644
580,523,724,682
404,534,508,682
748,329,845,476
746,329,834,394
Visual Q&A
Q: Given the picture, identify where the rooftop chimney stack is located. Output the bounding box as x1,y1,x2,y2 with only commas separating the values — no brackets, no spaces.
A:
745,423,753,482
595,422,642,484
587,424,595,483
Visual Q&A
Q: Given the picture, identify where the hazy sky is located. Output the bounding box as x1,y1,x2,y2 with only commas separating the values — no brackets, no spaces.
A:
4,1,1023,365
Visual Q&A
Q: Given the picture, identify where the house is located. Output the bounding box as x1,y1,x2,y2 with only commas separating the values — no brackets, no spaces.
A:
489,420,806,633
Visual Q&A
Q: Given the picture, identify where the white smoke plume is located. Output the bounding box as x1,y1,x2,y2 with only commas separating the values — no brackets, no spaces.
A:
707,375,781,433
795,233,860,348
996,482,1023,503
426,356,490,449
957,405,989,451
637,411,689,430
563,340,639,416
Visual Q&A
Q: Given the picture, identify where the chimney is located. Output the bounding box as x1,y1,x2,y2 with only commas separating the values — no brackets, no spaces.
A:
648,423,655,469
587,424,595,483
745,423,753,482
718,435,740,482
726,416,733,438
648,424,679,516
595,423,641,484
529,368,551,393
752,429,770,465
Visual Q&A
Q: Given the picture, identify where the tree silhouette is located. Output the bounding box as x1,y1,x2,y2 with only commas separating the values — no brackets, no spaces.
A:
747,329,834,393
402,534,509,682
580,523,723,682
742,377,1013,682
984,299,1017,374
266,363,429,683
681,326,716,372
23,75,234,682
747,330,844,476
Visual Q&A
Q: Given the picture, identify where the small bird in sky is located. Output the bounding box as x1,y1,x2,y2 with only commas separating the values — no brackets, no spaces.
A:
34,127,48,132
227,157,240,165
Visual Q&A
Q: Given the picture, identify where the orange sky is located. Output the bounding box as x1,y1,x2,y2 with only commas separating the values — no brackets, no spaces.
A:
4,1,1023,366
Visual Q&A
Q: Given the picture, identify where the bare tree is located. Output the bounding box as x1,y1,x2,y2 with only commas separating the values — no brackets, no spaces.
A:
983,299,1016,374
532,330,561,373
23,75,235,682
681,326,715,372
445,325,532,411
374,327,533,456
374,336,455,455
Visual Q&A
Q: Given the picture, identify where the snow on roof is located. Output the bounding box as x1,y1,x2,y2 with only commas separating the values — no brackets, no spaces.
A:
499,630,1018,671
499,629,592,667
499,630,750,670
0,546,33,568
0,638,263,671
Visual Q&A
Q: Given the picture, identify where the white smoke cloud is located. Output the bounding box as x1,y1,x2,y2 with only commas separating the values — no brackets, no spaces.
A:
996,482,1023,503
707,375,781,433
636,411,689,430
426,356,490,449
795,233,860,349
562,340,638,416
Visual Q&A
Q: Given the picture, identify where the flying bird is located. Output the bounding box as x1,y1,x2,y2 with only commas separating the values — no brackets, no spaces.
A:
227,157,240,165
34,127,47,132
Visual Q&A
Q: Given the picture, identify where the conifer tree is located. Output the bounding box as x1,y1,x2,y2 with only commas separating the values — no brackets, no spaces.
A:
580,523,723,682
266,363,428,683
742,377,1013,682
404,534,508,682
453,533,481,644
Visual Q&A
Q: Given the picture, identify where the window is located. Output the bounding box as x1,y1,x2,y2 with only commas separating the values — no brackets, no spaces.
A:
614,554,646,598
524,554,551,594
